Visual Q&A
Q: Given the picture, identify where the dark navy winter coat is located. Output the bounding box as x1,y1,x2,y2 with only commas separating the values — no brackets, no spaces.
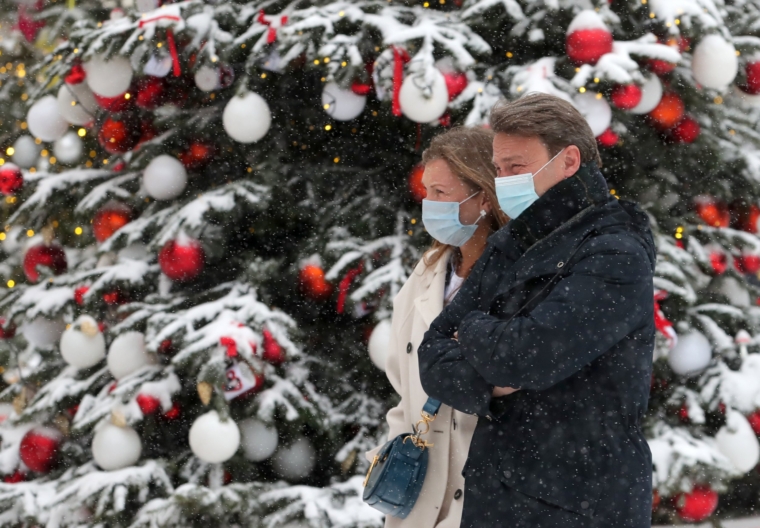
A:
418,163,656,528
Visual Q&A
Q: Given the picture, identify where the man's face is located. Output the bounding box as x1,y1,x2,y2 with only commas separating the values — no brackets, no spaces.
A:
492,134,575,197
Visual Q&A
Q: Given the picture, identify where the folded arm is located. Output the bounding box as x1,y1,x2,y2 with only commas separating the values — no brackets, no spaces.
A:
456,238,652,391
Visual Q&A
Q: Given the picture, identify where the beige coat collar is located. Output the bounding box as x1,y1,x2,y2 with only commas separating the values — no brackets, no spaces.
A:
413,249,451,327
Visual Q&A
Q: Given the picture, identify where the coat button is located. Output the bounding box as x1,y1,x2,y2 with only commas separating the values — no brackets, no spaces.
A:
503,470,512,479
406,342,413,354
557,261,565,268
454,489,463,500
581,501,590,510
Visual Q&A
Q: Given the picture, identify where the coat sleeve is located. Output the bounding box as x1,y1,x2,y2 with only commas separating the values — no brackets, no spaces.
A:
417,253,495,417
456,235,653,391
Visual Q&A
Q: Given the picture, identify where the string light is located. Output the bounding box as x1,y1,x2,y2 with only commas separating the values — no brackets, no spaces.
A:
6,280,14,288
26,229,34,237
74,226,83,235
579,87,587,93
77,128,86,137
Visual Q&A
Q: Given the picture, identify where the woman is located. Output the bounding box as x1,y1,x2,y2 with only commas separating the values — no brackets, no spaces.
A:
367,127,508,528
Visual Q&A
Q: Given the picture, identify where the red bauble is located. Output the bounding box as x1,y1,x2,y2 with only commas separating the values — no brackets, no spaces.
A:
610,84,642,110
739,61,760,95
742,205,760,234
19,428,61,473
566,28,613,65
178,142,215,169
675,486,718,522
647,59,676,76
158,339,174,355
92,203,132,243
0,163,23,195
94,92,133,113
102,290,127,305
678,404,690,422
736,253,760,275
710,252,727,274
0,317,16,339
98,117,140,154
350,81,372,96
262,328,286,365
298,264,333,301
74,286,89,306
444,72,468,101
23,243,68,283
596,128,619,148
652,490,661,511
136,394,161,415
3,470,25,483
135,76,165,110
669,116,700,144
747,411,760,435
409,165,426,203
648,93,685,130
696,198,730,228
163,403,181,420
158,237,205,282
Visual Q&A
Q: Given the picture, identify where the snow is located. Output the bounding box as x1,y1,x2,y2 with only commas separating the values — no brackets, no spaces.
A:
566,10,608,35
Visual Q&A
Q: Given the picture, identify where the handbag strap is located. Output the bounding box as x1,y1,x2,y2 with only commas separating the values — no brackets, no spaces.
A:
421,397,442,419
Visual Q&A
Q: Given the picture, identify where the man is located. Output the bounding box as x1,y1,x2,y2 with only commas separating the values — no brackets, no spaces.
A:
417,93,655,528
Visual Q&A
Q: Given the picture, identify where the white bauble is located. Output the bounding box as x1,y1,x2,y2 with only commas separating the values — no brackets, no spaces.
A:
11,136,40,168
143,155,187,201
399,70,449,123
21,316,66,347
56,84,97,126
60,315,105,369
239,418,278,461
573,92,611,137
668,330,712,376
107,331,155,380
629,74,663,115
692,34,738,91
271,436,316,481
53,132,83,165
135,0,158,12
84,55,133,97
92,422,142,470
322,82,366,121
27,95,69,142
719,276,751,307
144,54,173,78
716,410,760,473
194,66,219,92
189,410,240,463
222,92,271,143
368,319,391,371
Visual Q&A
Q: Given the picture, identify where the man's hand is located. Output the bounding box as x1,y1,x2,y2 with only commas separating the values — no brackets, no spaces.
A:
492,386,519,397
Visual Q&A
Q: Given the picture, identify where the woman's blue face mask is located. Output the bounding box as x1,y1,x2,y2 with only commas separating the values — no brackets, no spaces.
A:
495,148,564,219
422,192,485,247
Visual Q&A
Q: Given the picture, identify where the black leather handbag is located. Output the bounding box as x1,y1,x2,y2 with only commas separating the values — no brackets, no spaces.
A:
362,398,441,519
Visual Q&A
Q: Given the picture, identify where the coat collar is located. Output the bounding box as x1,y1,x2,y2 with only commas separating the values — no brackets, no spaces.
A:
498,162,610,252
414,248,450,327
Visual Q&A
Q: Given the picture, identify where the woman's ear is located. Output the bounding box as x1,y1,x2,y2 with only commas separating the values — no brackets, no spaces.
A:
479,192,492,214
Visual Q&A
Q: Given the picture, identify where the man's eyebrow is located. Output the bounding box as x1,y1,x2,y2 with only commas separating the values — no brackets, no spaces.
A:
494,155,525,163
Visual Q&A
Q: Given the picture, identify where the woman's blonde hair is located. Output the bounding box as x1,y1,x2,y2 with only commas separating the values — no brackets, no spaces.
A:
420,126,508,267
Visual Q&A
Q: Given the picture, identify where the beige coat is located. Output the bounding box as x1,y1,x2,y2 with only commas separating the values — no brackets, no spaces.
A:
366,249,477,528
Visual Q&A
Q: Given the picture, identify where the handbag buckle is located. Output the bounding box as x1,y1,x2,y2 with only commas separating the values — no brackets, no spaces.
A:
363,455,380,487
402,410,436,450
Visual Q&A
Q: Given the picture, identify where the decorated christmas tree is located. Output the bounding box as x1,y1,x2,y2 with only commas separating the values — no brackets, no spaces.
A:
1,0,760,525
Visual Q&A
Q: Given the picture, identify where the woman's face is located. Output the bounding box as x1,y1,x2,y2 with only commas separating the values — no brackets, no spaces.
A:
421,159,491,227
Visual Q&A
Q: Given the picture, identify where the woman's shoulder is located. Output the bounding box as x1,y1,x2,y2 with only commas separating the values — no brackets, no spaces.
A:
394,248,449,305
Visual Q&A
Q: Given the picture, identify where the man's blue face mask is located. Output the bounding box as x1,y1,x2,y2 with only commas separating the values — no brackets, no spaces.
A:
422,192,485,247
495,148,565,219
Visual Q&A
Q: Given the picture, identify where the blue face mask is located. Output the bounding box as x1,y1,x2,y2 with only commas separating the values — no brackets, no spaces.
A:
422,192,485,247
495,149,564,219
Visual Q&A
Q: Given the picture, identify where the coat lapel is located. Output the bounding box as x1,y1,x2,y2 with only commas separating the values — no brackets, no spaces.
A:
414,250,450,327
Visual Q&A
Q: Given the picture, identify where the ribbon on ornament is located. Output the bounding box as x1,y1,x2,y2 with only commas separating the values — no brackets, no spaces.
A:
257,10,288,44
139,15,182,77
336,261,364,314
654,290,677,348
65,64,86,84
392,46,410,117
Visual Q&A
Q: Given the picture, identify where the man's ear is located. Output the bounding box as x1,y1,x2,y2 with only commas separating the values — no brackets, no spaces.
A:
562,145,582,178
